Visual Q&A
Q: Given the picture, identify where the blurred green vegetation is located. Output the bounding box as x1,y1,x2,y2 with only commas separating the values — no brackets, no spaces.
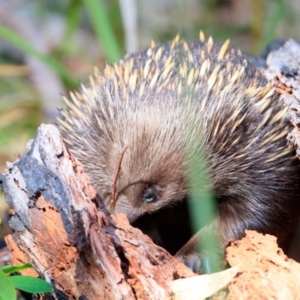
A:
0,0,299,170
0,0,122,171
0,0,300,250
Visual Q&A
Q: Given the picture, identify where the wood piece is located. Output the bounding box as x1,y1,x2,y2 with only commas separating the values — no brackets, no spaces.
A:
263,38,300,264
0,124,194,300
226,230,300,300
264,39,300,157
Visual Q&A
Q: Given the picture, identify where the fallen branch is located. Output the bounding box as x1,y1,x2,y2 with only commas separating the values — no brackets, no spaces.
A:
0,124,194,299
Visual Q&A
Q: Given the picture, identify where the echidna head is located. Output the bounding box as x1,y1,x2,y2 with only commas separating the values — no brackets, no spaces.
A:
96,96,193,222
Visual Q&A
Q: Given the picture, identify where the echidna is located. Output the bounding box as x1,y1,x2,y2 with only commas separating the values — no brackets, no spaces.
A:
58,33,300,273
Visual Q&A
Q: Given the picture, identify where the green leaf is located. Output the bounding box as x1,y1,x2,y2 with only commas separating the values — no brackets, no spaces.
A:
8,276,53,294
0,270,16,300
1,263,32,275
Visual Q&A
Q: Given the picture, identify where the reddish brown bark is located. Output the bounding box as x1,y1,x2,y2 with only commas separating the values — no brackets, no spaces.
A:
1,124,194,300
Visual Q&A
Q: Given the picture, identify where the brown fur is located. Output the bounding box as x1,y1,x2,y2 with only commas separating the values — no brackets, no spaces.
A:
58,35,300,273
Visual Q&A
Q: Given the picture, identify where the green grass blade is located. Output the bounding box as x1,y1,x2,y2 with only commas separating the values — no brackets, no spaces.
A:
263,0,287,48
83,0,121,62
185,122,222,273
0,25,78,88
65,0,82,42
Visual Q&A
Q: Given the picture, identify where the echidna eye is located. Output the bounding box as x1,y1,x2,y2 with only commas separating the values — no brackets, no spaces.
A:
142,186,158,203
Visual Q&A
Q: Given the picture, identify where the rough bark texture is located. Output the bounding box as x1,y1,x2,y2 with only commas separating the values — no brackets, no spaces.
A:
0,124,194,300
263,39,300,263
226,230,300,300
263,39,300,156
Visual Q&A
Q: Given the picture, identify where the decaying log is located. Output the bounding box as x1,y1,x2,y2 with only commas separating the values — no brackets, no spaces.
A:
263,39,300,156
226,230,300,300
0,124,194,300
262,38,300,263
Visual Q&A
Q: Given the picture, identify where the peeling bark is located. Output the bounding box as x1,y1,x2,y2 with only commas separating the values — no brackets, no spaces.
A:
0,124,194,300
263,39,300,156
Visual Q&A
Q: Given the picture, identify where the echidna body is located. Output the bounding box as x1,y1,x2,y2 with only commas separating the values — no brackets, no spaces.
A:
58,34,300,271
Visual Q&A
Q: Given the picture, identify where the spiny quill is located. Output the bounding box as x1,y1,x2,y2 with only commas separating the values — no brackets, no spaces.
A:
58,32,300,273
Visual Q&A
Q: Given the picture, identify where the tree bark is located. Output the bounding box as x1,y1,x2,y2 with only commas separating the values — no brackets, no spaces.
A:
0,124,194,300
